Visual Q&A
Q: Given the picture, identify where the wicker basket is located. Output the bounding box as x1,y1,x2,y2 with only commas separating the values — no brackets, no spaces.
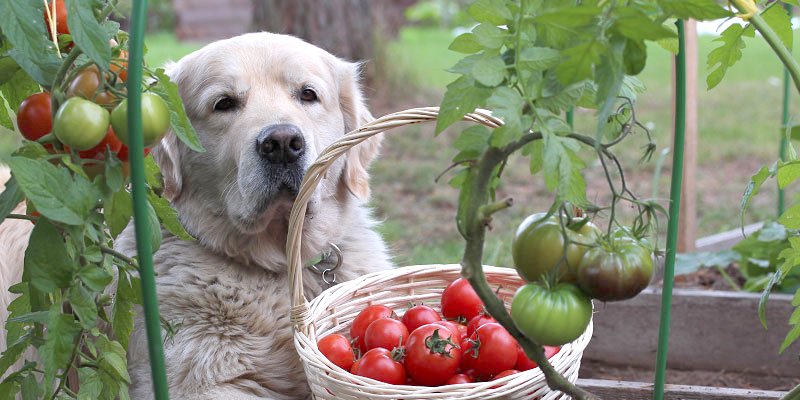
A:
286,107,593,399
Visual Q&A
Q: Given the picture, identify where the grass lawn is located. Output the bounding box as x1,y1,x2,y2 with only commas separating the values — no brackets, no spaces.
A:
372,24,800,267
145,31,206,68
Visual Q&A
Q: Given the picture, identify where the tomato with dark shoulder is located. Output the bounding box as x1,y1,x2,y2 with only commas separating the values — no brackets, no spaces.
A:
460,323,518,378
317,334,355,371
364,318,408,352
53,97,109,151
404,324,462,386
17,92,52,141
441,278,484,323
512,213,600,283
515,344,560,371
401,304,441,333
350,305,394,354
576,231,654,301
511,282,592,346
66,65,101,99
111,93,170,148
350,348,406,385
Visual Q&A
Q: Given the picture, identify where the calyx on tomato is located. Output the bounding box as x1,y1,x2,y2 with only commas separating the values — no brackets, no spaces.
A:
512,212,601,283
424,328,460,358
576,230,654,301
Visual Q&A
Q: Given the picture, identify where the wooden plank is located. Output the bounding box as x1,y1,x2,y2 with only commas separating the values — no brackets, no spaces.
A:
583,288,800,376
694,221,764,252
577,379,787,400
676,19,698,252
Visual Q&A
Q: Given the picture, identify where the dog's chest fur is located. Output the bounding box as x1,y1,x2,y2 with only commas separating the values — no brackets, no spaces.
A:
117,228,390,399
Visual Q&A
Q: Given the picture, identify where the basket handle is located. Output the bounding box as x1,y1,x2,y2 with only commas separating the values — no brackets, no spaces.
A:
287,106,503,333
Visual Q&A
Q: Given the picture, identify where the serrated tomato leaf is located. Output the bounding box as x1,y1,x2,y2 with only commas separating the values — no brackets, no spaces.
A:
436,76,492,134
147,190,193,240
65,0,111,70
24,220,74,293
150,69,205,152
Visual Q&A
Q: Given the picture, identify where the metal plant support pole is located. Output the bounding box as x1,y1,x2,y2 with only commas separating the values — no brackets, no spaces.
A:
779,4,792,217
128,0,170,398
653,19,686,400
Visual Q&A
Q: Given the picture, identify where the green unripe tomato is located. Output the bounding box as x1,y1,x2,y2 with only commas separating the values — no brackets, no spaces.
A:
577,232,654,301
111,92,170,148
53,97,109,151
511,282,592,346
512,213,601,283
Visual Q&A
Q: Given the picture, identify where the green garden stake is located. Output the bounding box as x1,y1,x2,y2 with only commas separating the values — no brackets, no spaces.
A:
653,18,686,400
779,4,792,217
128,0,170,398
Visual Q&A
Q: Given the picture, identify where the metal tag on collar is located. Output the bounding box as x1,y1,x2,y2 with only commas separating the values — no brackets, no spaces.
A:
307,242,342,286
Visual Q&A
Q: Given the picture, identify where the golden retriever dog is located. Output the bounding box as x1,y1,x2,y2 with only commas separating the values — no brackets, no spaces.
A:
0,32,392,399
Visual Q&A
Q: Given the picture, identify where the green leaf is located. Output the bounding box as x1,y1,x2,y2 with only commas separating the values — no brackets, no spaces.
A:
449,33,483,54
77,264,113,292
486,86,523,133
40,305,80,391
0,66,42,115
0,56,21,86
145,199,163,252
707,23,754,90
777,161,800,189
112,274,136,351
147,190,194,240
537,79,586,114
8,156,101,225
542,133,588,207
657,0,733,20
144,154,163,190
453,125,490,162
77,368,103,400
65,0,111,70
436,76,493,133
0,0,61,85
761,2,793,51
779,323,800,353
522,139,544,174
472,55,506,87
105,151,124,192
20,372,39,400
104,189,132,238
0,176,24,222
7,311,49,324
594,38,626,139
518,47,562,71
68,285,97,329
556,40,603,85
0,330,32,378
150,69,205,152
100,352,130,384
779,203,800,229
24,220,74,292
623,39,647,75
612,8,677,41
534,6,602,47
741,166,770,230
466,0,512,26
0,381,19,400
455,169,474,237
471,23,506,50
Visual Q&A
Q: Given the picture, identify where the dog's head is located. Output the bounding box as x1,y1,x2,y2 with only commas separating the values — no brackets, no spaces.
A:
152,32,381,268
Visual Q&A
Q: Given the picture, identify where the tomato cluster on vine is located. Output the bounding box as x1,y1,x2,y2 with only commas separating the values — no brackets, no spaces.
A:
317,278,561,387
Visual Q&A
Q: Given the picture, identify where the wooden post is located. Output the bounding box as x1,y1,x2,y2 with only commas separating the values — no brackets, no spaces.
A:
674,19,698,252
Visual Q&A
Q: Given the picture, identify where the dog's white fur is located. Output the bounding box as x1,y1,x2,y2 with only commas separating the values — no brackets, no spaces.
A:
0,32,391,399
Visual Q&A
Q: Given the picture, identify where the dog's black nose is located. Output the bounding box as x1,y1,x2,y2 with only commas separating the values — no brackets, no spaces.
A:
256,124,305,164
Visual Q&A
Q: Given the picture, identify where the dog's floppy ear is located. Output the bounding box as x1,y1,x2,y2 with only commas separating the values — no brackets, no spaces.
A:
152,60,183,202
339,61,381,200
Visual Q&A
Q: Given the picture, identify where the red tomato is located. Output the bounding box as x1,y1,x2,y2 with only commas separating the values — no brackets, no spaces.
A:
350,348,406,385
44,0,68,36
17,92,52,142
364,318,408,352
515,345,560,371
117,145,151,163
441,278,484,323
350,305,395,354
401,304,441,333
431,320,468,344
318,334,355,371
445,373,473,385
466,313,497,337
460,323,518,378
404,324,462,386
490,369,520,388
77,126,123,159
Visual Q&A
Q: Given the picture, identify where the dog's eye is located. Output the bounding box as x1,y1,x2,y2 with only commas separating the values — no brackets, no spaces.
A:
214,96,239,112
300,88,318,103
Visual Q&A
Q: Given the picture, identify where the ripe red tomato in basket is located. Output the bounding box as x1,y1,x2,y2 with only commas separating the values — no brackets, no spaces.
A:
401,304,441,333
466,313,497,337
445,373,473,385
441,278,484,322
404,324,462,386
490,369,520,388
460,323,518,378
350,348,406,385
430,320,468,344
515,344,560,371
350,304,394,354
364,318,409,352
317,334,355,371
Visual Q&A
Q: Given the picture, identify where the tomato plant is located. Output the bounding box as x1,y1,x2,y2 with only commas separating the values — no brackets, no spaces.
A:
66,65,101,99
318,334,355,371
17,92,53,142
401,304,441,333
350,348,406,385
512,213,601,283
111,93,171,148
577,233,654,301
511,282,592,346
441,278,484,322
364,318,409,352
404,324,462,386
460,323,518,378
53,97,110,151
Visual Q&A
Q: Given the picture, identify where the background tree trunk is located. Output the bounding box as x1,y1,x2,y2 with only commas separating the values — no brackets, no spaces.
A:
250,0,415,83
